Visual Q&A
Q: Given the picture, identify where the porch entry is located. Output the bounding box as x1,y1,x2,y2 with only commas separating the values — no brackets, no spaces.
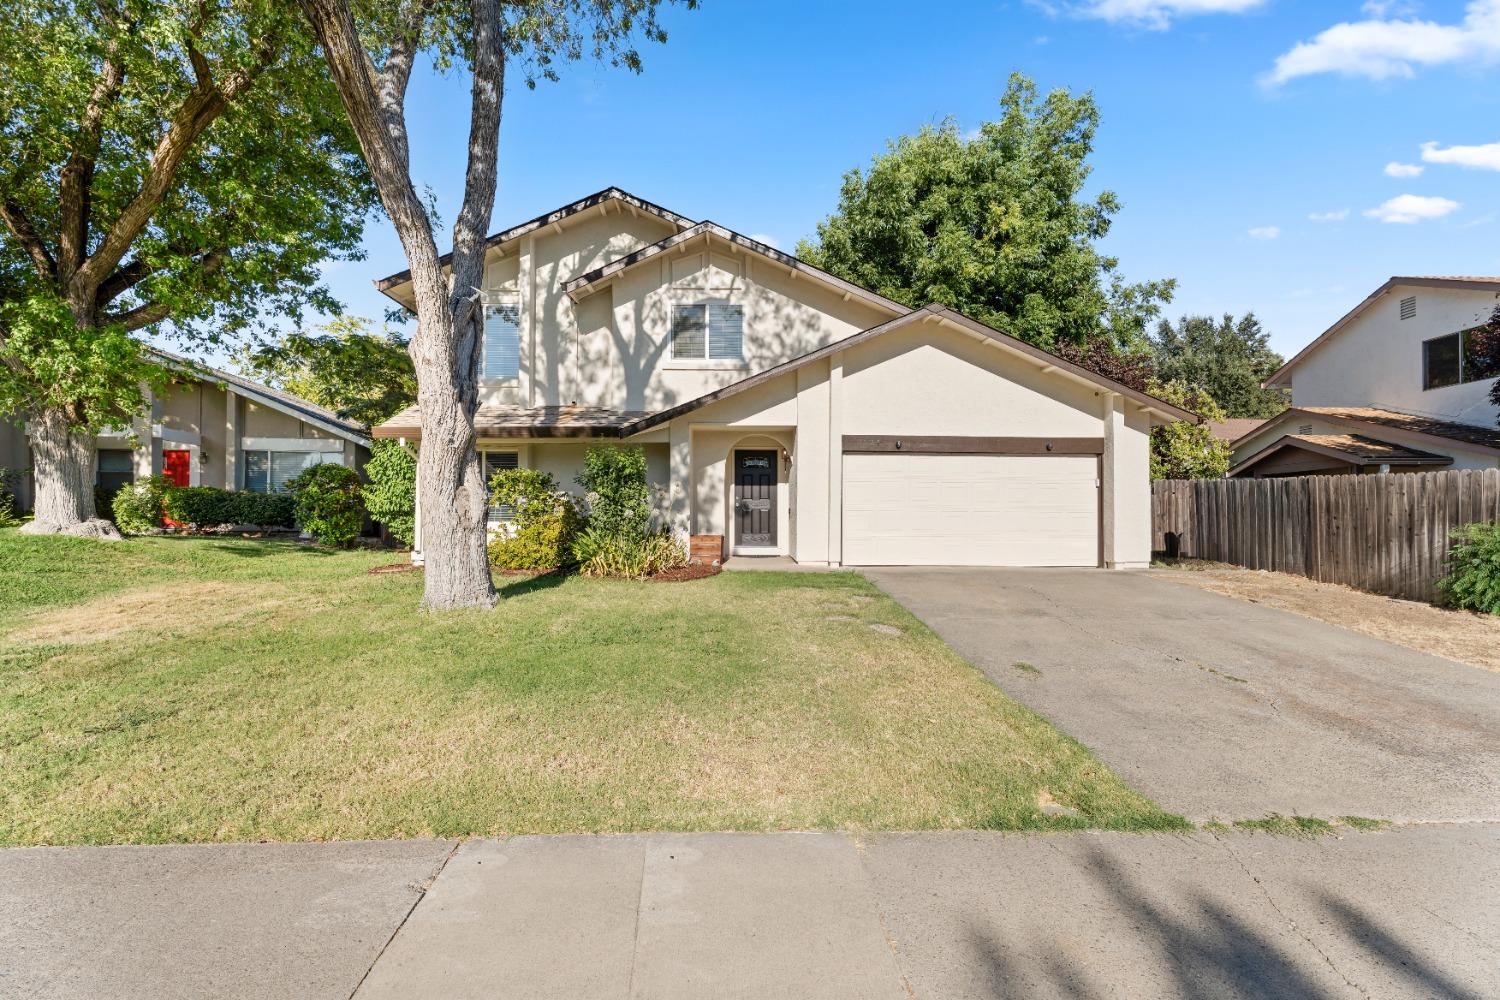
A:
733,449,777,551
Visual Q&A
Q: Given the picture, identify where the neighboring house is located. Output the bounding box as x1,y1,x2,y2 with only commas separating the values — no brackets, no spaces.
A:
0,349,371,512
1208,418,1267,447
1230,276,1500,479
374,188,1194,568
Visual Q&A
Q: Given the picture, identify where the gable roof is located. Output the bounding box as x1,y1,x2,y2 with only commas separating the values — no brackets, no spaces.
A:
148,348,372,447
562,221,909,317
372,187,697,298
1228,432,1451,477
1208,418,1267,443
623,304,1200,436
1237,405,1500,457
1266,275,1500,387
374,403,641,440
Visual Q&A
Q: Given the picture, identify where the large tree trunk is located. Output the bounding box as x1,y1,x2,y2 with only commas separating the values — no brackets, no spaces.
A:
19,404,122,540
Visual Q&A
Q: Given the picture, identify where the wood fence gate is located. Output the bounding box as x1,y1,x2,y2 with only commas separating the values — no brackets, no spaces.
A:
1151,469,1500,602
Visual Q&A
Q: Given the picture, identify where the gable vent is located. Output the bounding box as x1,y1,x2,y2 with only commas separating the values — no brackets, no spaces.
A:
1298,424,1314,434
1399,295,1416,320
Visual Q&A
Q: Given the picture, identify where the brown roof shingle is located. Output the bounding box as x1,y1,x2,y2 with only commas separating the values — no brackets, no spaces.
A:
374,404,643,440
1297,406,1500,452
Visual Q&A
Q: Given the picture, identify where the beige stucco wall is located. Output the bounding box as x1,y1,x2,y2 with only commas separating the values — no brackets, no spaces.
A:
649,315,1159,568
1288,285,1500,427
488,439,672,523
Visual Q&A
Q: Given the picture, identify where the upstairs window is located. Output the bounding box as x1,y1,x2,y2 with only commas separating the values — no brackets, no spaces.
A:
1424,327,1500,390
482,303,521,380
672,302,744,361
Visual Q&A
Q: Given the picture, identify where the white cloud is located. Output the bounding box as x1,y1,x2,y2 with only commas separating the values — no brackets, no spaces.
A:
1421,139,1500,171
1308,209,1350,222
1384,161,1425,177
748,233,781,250
1264,0,1500,86
1049,0,1266,30
1248,226,1281,240
1363,194,1462,224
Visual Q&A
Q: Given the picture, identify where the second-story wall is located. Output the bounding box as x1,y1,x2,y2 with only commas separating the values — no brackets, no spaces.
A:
471,204,896,413
1290,284,1500,427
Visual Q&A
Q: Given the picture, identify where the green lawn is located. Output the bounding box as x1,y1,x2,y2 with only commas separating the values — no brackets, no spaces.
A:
0,531,1184,845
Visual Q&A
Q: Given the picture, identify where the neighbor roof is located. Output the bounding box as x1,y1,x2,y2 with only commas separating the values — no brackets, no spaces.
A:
374,404,644,440
148,348,371,447
1228,432,1452,477
1266,275,1500,387
1208,418,1267,443
622,304,1200,435
372,188,697,297
562,221,908,317
1240,405,1500,457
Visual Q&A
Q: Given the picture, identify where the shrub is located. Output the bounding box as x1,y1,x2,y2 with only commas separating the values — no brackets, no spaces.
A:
362,440,416,545
575,444,652,541
111,474,172,534
1439,521,1500,615
486,467,584,569
286,463,365,546
575,528,686,580
161,486,296,528
0,467,20,526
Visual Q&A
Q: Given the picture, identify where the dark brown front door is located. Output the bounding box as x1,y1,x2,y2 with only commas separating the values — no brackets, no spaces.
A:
734,450,777,548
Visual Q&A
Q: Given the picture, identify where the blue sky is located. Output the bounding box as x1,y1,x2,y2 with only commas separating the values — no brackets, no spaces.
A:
308,0,1500,362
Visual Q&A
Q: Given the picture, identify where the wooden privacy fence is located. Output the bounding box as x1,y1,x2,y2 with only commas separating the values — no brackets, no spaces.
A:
1151,469,1500,602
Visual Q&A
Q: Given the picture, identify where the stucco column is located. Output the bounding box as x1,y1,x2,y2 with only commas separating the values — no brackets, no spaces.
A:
668,420,693,546
1101,394,1151,570
223,388,240,490
826,352,845,566
131,383,157,481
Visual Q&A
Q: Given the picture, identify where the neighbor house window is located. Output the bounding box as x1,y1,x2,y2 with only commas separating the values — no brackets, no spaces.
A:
244,450,345,493
671,302,743,361
1423,327,1499,391
482,302,521,380
482,451,519,524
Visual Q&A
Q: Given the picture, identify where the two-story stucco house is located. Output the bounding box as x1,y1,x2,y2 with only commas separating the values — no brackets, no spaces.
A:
373,189,1196,568
0,349,371,512
1230,276,1500,478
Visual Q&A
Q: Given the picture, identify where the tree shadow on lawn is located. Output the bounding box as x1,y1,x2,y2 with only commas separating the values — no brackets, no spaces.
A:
497,569,572,598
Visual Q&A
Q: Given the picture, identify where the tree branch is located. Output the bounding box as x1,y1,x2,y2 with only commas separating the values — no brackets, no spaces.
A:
448,0,504,340
0,199,56,279
101,249,223,330
70,34,279,296
58,29,128,283
95,257,154,305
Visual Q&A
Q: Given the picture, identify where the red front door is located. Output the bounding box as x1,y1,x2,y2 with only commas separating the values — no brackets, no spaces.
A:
163,449,191,487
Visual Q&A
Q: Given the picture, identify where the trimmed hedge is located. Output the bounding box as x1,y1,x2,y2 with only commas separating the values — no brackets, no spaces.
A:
163,486,295,528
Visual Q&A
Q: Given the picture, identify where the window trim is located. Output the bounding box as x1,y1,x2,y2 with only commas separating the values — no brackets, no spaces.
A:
669,298,746,367
481,448,523,526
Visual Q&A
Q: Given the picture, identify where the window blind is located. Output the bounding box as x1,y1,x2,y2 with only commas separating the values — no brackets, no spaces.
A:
483,303,521,380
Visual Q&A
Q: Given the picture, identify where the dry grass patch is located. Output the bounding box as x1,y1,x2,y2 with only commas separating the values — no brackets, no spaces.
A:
1153,561,1500,672
0,531,1182,844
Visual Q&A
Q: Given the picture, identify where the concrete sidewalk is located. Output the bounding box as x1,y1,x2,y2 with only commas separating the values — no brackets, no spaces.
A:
3,826,1496,1000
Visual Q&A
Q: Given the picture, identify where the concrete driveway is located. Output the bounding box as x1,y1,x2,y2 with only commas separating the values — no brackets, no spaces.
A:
863,567,1500,823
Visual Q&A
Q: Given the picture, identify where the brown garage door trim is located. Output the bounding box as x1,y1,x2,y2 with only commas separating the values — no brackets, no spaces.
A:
842,435,1106,456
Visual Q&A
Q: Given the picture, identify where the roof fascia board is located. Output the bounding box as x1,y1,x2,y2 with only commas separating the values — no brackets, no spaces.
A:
623,305,1200,435
1243,407,1500,458
372,188,696,301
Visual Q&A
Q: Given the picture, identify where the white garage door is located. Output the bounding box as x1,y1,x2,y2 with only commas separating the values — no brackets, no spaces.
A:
842,453,1100,566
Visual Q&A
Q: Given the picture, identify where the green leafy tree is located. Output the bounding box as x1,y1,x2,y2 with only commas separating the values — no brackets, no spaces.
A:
1148,380,1231,481
240,316,416,428
797,73,1174,350
0,0,374,539
1150,313,1289,419
362,439,417,546
297,0,695,610
1462,305,1500,424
